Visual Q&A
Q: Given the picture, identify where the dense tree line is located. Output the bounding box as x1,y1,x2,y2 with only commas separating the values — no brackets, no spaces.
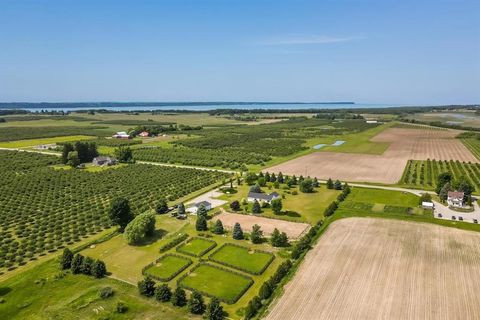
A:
61,141,99,165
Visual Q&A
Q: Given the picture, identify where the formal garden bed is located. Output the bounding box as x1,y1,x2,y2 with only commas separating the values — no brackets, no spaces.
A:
142,253,192,282
176,237,217,257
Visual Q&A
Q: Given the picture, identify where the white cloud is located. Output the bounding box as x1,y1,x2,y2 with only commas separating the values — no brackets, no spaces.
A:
259,35,362,45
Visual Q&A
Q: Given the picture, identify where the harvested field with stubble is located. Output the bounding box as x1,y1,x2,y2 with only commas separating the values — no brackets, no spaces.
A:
266,218,480,320
215,212,310,239
266,127,478,184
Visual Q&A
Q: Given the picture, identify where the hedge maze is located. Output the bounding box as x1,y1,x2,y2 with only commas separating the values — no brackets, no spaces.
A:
0,150,229,273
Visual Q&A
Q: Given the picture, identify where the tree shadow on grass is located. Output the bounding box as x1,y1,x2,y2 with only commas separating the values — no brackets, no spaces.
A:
0,287,12,296
132,229,169,246
276,210,301,218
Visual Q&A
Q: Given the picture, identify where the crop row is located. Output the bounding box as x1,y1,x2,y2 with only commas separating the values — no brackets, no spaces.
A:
0,150,230,273
401,159,480,191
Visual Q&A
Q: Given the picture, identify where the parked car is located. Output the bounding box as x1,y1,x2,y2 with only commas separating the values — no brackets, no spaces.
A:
474,219,478,224
459,216,463,221
438,213,443,218
452,216,456,220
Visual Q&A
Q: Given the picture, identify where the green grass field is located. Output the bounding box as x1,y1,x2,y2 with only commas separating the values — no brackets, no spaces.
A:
178,263,253,304
219,184,340,224
0,135,95,148
176,238,217,257
209,244,274,275
143,254,192,281
346,187,419,207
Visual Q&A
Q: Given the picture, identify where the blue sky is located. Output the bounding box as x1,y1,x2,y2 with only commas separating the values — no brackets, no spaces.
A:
0,0,479,104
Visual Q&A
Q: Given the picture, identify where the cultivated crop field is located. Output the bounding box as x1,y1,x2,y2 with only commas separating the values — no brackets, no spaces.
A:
0,150,229,274
462,138,480,160
267,218,480,320
401,159,480,191
267,126,478,184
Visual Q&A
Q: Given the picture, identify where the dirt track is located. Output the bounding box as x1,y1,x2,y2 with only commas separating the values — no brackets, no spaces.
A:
266,127,478,183
266,218,480,320
215,212,310,239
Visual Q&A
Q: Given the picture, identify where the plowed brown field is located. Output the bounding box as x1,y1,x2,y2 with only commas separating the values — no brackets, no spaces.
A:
215,212,310,239
266,218,480,320
266,127,478,183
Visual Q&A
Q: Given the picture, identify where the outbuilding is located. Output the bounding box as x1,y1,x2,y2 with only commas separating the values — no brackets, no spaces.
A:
247,191,280,204
422,201,434,209
92,156,117,166
186,201,212,214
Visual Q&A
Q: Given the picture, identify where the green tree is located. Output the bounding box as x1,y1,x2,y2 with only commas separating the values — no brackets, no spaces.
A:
92,259,107,278
197,204,208,218
61,143,74,164
81,256,94,275
71,253,84,274
115,146,134,163
67,151,80,168
251,224,263,244
334,180,343,190
436,171,453,194
233,223,244,240
188,291,206,314
252,200,261,214
137,276,156,297
454,176,475,196
108,197,134,232
259,280,273,299
245,172,257,185
196,215,208,231
326,178,334,189
124,213,156,244
156,199,169,214
155,284,172,302
277,172,284,183
205,297,224,320
439,182,452,202
299,179,314,193
172,287,187,307
249,184,262,193
212,220,224,234
230,200,241,211
60,247,73,270
271,198,282,214
257,177,266,187
271,228,289,247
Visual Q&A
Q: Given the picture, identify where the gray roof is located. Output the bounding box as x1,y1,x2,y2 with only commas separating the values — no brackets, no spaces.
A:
93,156,113,162
195,201,211,208
247,192,279,201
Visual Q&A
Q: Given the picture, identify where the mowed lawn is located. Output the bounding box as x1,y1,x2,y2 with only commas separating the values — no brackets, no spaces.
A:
0,135,95,148
179,264,253,304
144,255,192,281
347,187,419,207
209,244,274,275
83,216,189,283
176,238,217,257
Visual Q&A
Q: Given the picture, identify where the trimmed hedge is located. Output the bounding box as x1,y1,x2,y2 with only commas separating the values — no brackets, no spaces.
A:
208,243,275,275
176,237,217,257
177,262,254,304
159,234,189,253
142,253,192,282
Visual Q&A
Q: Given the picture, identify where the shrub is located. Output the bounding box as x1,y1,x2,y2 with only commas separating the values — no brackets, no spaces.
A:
138,276,156,297
188,290,206,315
98,287,114,299
299,179,314,193
155,284,172,302
159,234,188,253
124,213,156,244
116,301,128,313
172,287,187,307
230,200,241,211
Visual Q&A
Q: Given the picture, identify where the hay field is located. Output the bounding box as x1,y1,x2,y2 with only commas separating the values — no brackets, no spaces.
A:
266,127,478,183
267,218,480,320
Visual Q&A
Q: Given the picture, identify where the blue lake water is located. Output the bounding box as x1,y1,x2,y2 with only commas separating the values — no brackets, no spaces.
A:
4,103,398,112
313,140,346,149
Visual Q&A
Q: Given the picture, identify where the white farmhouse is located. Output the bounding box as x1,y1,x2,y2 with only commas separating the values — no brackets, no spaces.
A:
247,191,280,204
447,191,465,208
112,131,130,139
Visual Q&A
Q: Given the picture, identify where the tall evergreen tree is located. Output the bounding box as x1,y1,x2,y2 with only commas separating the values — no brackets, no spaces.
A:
71,253,84,274
60,247,73,270
155,284,172,302
251,224,263,244
252,200,261,214
233,223,244,240
205,297,224,320
92,259,107,278
172,287,187,307
213,220,224,234
81,256,94,275
197,204,208,218
137,276,156,297
326,178,334,189
61,143,74,164
196,215,208,231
